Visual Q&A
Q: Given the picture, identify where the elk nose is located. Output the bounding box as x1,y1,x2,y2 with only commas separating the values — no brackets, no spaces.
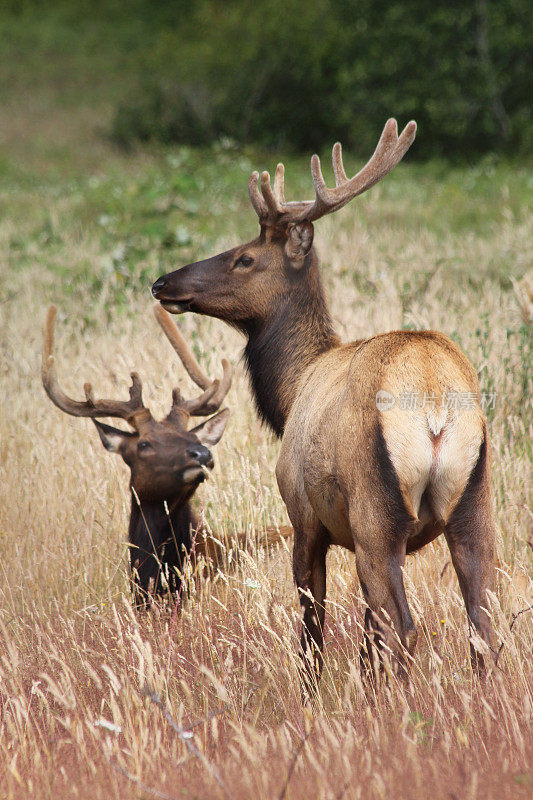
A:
151,276,167,297
187,445,213,468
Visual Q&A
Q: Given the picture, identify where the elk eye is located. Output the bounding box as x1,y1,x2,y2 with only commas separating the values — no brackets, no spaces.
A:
137,440,154,454
234,254,253,269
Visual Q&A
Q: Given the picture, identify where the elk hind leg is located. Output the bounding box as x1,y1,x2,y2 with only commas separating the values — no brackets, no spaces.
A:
354,536,417,682
293,521,329,699
444,435,496,674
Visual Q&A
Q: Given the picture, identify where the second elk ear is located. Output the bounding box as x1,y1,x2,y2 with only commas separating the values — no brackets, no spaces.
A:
190,408,230,448
92,420,136,454
284,222,314,270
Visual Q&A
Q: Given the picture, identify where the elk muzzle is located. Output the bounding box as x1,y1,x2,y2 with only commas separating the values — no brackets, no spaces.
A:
151,248,238,315
151,274,193,313
183,443,214,484
152,259,210,313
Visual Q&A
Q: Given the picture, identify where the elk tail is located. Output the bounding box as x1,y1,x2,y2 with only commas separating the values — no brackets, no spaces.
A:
426,404,448,438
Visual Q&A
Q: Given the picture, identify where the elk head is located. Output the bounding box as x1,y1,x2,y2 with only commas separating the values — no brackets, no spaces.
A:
151,118,417,328
42,305,231,504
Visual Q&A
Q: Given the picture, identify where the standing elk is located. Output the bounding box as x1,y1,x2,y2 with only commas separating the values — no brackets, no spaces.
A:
152,119,496,691
43,304,276,607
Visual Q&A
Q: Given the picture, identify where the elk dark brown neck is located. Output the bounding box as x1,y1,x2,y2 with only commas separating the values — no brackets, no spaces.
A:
243,253,339,437
128,495,194,601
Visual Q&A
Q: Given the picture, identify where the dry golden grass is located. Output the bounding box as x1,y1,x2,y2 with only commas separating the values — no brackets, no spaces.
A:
0,133,531,799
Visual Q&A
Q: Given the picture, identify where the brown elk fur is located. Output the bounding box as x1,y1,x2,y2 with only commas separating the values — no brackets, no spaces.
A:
152,120,496,692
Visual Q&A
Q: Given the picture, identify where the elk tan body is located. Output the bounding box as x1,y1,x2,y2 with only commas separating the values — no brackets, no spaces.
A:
279,331,485,548
277,331,494,676
152,118,496,691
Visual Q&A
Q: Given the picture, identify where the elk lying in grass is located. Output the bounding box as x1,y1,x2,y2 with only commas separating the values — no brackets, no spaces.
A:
42,305,288,607
152,118,496,691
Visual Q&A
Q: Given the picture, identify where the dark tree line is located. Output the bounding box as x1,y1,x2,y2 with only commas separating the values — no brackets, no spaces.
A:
4,0,531,157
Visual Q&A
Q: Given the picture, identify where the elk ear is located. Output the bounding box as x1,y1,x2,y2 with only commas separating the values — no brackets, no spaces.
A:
190,408,230,448
284,222,314,270
92,420,136,453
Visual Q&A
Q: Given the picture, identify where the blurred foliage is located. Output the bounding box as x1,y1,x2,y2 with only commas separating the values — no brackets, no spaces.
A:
1,0,531,157
112,0,532,157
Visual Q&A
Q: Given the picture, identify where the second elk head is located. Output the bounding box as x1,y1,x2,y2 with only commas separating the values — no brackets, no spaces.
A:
42,304,231,607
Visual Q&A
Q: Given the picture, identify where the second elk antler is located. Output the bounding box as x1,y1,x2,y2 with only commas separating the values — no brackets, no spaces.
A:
42,305,149,425
154,304,232,416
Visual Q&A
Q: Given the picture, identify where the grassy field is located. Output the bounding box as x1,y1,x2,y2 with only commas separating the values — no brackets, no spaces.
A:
1,79,532,798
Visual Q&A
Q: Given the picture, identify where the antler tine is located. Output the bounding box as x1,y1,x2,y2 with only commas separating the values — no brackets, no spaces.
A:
154,304,233,417
197,357,232,411
260,170,283,220
127,371,144,407
247,118,416,226
154,303,211,389
176,357,232,416
331,142,348,186
42,306,148,424
179,380,221,416
390,118,418,164
248,171,269,221
273,163,286,203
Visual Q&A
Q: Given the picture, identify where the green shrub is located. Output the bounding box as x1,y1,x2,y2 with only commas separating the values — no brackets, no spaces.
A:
110,1,531,157
112,80,219,148
3,0,530,158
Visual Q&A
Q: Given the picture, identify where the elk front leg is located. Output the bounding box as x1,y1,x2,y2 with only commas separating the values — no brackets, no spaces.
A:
293,520,330,700
354,537,417,682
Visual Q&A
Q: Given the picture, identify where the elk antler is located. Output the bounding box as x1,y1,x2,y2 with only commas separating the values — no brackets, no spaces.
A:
154,304,232,416
248,118,417,227
42,306,149,425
